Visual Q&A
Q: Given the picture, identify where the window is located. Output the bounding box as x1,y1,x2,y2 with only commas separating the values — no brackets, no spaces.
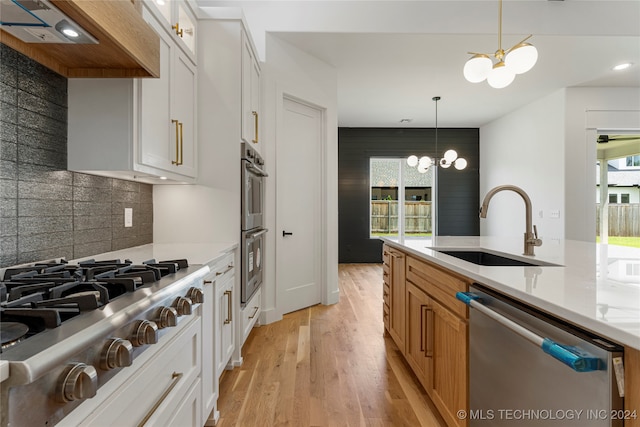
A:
370,158,433,237
626,155,640,167
621,194,630,204
609,194,618,203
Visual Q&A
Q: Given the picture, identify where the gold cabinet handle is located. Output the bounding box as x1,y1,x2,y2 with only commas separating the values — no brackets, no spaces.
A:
137,372,183,426
224,290,232,324
171,120,183,166
172,23,183,37
171,119,180,165
178,121,183,166
252,111,258,144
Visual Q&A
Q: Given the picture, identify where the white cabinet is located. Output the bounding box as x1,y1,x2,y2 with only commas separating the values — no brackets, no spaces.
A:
147,0,197,61
197,12,263,186
215,271,235,378
241,31,261,146
240,287,261,345
201,251,234,425
67,3,197,184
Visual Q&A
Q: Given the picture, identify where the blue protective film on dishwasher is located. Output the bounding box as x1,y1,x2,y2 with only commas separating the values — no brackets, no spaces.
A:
456,292,481,306
541,338,601,372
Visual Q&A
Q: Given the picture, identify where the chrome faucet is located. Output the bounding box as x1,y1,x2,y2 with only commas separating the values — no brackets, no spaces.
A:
479,185,542,256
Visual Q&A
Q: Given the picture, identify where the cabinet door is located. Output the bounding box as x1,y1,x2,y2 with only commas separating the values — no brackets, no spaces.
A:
241,33,259,145
201,276,217,423
161,379,202,427
388,250,406,351
215,275,235,378
140,8,172,172
405,282,432,390
430,299,468,427
172,51,197,178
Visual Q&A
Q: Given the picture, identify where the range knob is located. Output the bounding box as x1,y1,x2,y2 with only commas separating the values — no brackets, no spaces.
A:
156,306,178,328
131,320,158,347
57,363,98,403
99,338,133,370
173,296,193,316
186,287,204,304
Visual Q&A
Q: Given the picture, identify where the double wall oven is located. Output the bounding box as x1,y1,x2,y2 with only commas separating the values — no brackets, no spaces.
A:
241,143,267,306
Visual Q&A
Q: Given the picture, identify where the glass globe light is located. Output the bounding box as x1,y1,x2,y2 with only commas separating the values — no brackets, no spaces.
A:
407,155,418,167
505,43,538,74
418,156,432,168
439,158,451,168
487,61,515,89
443,149,458,163
463,54,492,83
417,163,429,174
454,158,467,170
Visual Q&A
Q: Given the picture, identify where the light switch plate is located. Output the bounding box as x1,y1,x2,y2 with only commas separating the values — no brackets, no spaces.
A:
124,208,133,227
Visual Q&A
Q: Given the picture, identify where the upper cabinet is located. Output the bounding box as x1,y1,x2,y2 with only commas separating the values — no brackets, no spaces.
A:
196,11,263,189
145,0,197,63
0,0,160,78
67,1,198,184
241,32,261,146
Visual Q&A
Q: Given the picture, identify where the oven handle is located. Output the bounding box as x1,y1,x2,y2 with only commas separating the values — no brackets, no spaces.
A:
245,162,268,177
247,228,268,239
456,292,601,373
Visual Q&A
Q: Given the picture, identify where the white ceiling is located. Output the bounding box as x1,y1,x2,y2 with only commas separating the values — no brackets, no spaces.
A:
197,0,640,128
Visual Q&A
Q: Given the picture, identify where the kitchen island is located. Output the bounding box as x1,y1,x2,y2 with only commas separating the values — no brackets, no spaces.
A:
381,236,639,427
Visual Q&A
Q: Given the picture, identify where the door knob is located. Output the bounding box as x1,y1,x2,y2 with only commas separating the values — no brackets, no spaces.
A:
283,231,293,237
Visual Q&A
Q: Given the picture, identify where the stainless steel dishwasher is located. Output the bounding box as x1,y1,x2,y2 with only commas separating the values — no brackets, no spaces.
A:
457,285,626,427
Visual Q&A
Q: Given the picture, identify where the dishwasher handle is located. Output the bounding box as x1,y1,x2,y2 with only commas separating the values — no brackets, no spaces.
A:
456,291,601,373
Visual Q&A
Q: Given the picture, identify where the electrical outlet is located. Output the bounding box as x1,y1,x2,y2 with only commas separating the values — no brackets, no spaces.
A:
550,210,560,219
124,208,133,227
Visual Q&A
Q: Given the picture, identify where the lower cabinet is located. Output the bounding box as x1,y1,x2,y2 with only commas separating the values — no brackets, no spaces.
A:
240,287,261,345
164,378,202,427
215,270,235,378
384,245,470,427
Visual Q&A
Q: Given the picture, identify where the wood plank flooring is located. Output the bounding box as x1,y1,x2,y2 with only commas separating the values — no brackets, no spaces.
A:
216,264,447,427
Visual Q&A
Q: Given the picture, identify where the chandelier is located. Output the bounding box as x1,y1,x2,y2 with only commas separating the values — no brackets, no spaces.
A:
463,0,538,89
406,96,467,173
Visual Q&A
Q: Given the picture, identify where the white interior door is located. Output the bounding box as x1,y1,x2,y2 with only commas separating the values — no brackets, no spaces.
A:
276,97,323,315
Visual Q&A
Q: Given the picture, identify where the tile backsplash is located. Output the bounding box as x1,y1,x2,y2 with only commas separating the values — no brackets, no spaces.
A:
0,43,152,268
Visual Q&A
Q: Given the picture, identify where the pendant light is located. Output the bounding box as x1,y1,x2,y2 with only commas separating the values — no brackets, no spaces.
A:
463,0,538,88
406,97,466,173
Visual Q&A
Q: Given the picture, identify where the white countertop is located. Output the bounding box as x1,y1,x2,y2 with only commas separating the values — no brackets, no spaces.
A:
70,242,238,268
381,236,640,350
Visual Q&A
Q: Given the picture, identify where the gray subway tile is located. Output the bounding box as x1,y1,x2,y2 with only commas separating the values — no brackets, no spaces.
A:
112,179,139,193
73,227,111,245
74,214,112,231
1,197,16,217
1,121,17,144
1,140,17,162
17,71,67,108
1,101,17,124
19,199,72,217
113,190,139,204
17,108,66,139
18,144,67,169
0,253,18,268
0,60,18,88
73,201,112,217
73,185,112,203
17,246,73,264
18,216,72,235
18,164,72,185
1,235,17,253
112,235,148,251
18,126,66,153
1,159,17,179
73,241,113,260
1,216,17,236
73,173,112,189
18,180,73,201
18,89,67,122
1,82,17,105
1,179,16,198
19,232,74,252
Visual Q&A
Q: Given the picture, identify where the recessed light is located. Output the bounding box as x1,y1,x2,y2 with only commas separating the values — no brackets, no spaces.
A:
613,63,632,71
159,176,168,180
400,118,413,123
62,28,79,38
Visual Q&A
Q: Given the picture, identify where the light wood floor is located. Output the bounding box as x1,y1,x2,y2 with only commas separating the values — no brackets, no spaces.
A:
216,264,447,427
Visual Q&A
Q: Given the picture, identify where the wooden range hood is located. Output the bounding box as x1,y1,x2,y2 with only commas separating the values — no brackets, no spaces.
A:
0,0,160,78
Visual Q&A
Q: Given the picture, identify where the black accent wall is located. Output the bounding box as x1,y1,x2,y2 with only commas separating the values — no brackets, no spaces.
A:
338,127,480,263
0,43,153,268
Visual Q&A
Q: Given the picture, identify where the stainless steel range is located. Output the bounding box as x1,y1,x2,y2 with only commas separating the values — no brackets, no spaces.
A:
0,257,209,426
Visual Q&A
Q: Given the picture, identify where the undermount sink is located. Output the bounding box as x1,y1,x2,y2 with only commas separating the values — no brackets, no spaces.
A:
429,248,560,267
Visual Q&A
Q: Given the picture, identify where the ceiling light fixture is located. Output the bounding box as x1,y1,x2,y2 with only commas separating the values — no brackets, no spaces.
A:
463,0,538,89
406,96,467,174
612,63,632,71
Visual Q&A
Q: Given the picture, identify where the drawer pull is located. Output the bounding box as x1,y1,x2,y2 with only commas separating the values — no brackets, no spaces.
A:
248,306,259,319
224,290,232,324
137,371,183,427
216,264,234,276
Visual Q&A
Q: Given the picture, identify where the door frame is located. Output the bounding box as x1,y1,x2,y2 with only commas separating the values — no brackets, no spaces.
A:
261,87,338,324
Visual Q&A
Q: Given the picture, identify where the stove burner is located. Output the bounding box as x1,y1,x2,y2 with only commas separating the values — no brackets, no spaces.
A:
0,321,29,349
